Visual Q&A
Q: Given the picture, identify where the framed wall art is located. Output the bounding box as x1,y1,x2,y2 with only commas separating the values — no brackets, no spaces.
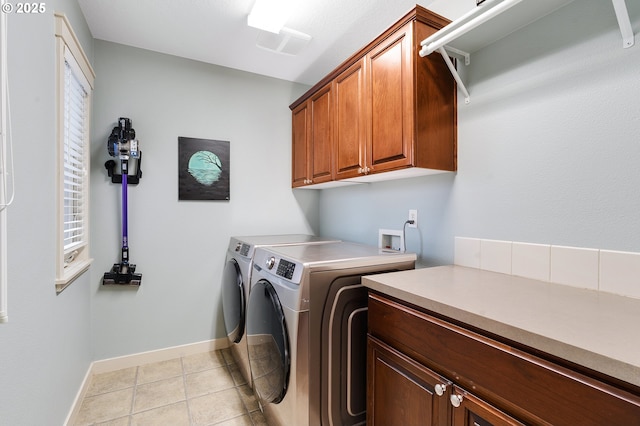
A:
178,137,230,201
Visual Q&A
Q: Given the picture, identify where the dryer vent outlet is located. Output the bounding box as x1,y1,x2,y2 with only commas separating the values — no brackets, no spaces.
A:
379,229,404,252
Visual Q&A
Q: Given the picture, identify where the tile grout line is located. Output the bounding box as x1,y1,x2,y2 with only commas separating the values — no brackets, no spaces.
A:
180,355,195,426
130,366,139,421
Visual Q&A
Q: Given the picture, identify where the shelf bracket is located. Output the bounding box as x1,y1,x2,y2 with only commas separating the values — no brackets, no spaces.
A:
418,0,524,105
419,0,523,58
437,47,470,104
444,46,470,66
419,0,635,105
611,0,634,48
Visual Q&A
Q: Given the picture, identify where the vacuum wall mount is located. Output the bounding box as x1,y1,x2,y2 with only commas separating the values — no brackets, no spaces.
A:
102,117,143,286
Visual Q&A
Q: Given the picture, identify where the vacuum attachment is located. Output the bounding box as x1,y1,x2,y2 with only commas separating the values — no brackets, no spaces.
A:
102,117,143,287
103,263,142,286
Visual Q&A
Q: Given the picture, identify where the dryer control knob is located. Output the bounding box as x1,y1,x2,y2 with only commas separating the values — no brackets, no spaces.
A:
265,256,276,270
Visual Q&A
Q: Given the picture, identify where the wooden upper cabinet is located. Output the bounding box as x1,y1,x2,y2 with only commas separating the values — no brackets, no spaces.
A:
366,22,414,174
291,83,334,187
291,101,309,187
290,6,456,188
309,84,333,184
334,58,366,180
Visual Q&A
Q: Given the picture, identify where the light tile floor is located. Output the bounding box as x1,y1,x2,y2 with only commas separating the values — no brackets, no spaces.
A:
71,349,267,426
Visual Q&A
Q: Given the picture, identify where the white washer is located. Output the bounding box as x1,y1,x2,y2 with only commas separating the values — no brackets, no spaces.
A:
221,235,339,387
246,242,416,426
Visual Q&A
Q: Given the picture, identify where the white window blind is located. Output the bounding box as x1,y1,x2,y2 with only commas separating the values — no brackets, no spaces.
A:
54,13,94,292
62,59,87,257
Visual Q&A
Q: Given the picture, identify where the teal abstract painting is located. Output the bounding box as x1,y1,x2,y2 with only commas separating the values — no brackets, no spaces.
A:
178,137,230,200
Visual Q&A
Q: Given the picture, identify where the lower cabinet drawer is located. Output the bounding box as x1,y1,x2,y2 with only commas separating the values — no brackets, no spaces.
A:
368,292,640,425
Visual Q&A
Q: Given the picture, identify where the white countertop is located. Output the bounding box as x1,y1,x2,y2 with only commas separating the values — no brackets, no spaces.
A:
362,265,640,388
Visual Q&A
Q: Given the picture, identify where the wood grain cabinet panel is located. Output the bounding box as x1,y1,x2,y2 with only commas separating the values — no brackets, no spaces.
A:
334,58,366,180
367,292,640,426
366,23,413,174
367,335,451,426
309,85,333,184
291,83,334,187
290,6,456,187
450,386,524,426
291,102,309,187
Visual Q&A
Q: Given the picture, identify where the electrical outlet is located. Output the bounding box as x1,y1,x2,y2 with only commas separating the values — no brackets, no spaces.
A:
408,209,418,228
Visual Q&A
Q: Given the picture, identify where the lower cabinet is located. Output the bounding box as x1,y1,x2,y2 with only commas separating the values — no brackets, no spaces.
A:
367,292,640,426
367,336,450,425
368,336,521,426
449,385,524,426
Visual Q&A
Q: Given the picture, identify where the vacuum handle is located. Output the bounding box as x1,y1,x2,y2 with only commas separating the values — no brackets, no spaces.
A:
121,159,129,264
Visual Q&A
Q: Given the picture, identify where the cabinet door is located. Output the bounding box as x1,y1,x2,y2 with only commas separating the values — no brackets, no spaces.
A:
450,386,524,426
366,22,414,174
291,102,310,187
309,83,333,184
369,292,640,426
334,58,367,180
367,335,450,426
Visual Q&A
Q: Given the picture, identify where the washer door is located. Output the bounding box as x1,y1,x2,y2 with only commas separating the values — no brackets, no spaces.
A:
222,258,245,344
247,278,290,404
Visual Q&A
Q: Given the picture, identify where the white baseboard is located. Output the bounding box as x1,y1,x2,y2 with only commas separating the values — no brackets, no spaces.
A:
65,338,228,425
91,338,229,374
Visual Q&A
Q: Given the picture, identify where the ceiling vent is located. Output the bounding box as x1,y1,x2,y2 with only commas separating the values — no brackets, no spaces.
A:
256,27,311,56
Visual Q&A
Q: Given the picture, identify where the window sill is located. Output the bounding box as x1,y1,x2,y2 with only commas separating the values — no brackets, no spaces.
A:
56,257,93,294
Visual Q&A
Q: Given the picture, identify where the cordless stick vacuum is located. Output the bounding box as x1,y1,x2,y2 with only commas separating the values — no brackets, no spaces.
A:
102,117,143,286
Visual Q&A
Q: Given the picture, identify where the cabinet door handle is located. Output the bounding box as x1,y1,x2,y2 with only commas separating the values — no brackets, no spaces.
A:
450,394,463,408
434,384,447,396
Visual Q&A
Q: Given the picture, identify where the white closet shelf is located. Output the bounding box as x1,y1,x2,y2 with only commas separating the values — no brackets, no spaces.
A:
419,0,635,104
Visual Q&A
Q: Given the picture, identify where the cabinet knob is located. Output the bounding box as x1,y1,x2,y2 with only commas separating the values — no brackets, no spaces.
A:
358,167,363,174
450,394,463,408
434,384,447,396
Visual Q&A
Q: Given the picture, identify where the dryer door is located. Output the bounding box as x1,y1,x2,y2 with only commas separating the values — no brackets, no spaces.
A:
247,278,290,404
222,258,245,343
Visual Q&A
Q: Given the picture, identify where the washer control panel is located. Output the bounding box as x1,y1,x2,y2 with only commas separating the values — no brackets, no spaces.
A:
229,238,252,259
276,259,296,280
253,248,303,285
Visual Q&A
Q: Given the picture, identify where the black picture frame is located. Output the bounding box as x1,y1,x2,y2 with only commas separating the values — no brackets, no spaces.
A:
178,137,230,201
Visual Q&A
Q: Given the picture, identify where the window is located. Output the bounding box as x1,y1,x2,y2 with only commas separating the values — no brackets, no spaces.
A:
55,13,94,293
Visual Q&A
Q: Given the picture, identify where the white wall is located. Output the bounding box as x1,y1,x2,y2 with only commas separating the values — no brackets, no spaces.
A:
453,0,640,250
320,0,640,264
0,1,95,424
90,41,318,359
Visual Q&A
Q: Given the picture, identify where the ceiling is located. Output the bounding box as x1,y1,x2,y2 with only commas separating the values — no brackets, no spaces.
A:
78,0,476,86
